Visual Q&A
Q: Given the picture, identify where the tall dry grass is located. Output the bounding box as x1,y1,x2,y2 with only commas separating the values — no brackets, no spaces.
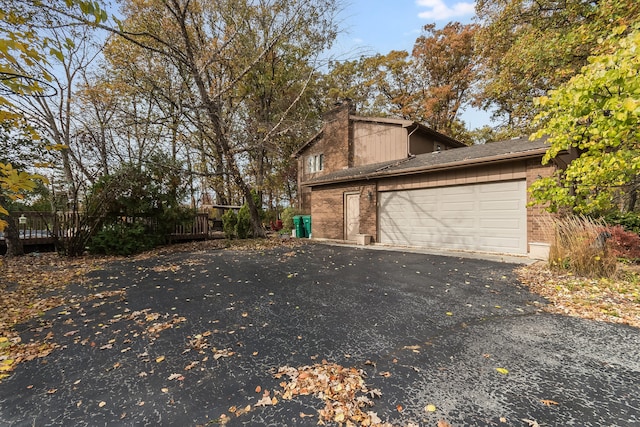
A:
542,215,617,278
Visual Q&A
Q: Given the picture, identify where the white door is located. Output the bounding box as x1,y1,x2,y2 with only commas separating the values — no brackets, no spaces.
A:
345,193,360,241
379,180,527,254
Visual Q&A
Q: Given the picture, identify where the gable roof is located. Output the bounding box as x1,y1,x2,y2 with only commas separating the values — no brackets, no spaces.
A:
302,137,549,187
351,115,466,148
291,114,465,158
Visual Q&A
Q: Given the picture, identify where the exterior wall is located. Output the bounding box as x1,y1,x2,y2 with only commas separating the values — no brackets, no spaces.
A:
309,159,556,255
409,130,461,154
526,158,556,246
378,162,527,192
310,182,377,241
353,122,407,166
297,102,353,213
409,133,436,155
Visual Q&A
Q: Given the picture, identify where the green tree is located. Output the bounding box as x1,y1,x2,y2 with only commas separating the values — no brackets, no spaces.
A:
475,0,640,131
529,26,640,214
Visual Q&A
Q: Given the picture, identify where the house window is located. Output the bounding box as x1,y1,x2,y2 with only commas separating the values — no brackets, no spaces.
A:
308,154,324,172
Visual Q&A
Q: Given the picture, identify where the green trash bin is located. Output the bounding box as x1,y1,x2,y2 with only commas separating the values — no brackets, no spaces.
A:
293,215,306,238
302,215,312,238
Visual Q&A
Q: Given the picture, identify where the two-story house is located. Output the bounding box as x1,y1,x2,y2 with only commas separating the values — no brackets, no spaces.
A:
293,100,554,258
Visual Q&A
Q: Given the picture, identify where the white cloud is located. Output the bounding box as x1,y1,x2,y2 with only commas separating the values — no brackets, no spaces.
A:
416,0,476,21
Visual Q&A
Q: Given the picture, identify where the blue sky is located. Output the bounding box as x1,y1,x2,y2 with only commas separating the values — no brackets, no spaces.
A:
334,0,476,58
330,0,492,129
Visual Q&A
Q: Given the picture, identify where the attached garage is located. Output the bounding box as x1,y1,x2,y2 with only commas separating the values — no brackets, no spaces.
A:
302,137,555,258
379,180,528,254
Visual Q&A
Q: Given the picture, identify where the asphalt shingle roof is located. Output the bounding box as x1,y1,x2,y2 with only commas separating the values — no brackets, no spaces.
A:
304,137,548,186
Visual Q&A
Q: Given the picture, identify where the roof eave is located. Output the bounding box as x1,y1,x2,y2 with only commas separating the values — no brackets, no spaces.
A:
302,147,549,187
291,129,323,158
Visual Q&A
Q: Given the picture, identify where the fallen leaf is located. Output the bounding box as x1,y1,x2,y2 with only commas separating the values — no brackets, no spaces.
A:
379,371,391,377
437,420,452,427
540,399,559,406
161,388,169,393
98,401,106,407
522,419,540,427
496,367,509,375
446,312,453,316
396,404,403,412
255,385,261,393
499,417,507,422
425,404,437,412
300,412,314,418
155,356,165,363
184,361,199,370
254,394,275,407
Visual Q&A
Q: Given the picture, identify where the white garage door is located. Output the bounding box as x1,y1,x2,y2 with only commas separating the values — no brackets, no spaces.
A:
379,180,527,254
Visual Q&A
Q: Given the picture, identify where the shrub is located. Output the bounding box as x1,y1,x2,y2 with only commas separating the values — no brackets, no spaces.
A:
88,222,159,256
222,209,237,239
607,225,640,261
236,204,251,239
547,215,617,278
280,206,300,232
604,212,640,234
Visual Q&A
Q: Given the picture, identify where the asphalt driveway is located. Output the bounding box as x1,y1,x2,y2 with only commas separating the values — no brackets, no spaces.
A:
1,243,638,426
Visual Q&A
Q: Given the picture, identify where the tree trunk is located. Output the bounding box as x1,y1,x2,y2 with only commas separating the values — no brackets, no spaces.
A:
4,215,24,257
627,188,638,212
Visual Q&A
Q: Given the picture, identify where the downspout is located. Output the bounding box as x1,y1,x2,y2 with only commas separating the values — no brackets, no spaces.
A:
407,124,419,157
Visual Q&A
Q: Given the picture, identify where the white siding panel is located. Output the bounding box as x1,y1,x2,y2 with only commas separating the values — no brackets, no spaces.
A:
379,180,527,254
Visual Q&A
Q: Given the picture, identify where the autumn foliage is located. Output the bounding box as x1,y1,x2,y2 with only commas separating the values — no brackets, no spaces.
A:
607,225,640,261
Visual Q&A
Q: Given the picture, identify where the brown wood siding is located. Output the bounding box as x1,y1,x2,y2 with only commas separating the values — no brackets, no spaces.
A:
353,122,407,166
409,133,436,154
310,182,377,241
377,162,527,192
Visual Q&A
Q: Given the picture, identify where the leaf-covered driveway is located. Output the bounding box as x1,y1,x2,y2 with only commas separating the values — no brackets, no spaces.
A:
0,243,638,426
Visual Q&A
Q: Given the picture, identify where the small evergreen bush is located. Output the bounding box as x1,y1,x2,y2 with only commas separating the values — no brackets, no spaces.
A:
280,206,300,232
236,204,251,239
222,209,237,239
88,222,159,256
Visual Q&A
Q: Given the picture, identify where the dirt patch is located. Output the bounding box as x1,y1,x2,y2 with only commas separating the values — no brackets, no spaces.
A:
517,262,640,328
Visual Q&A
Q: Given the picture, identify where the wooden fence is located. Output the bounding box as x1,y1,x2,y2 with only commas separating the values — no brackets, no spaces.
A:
0,211,210,246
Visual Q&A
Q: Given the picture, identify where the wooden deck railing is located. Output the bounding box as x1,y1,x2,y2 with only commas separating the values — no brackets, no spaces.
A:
0,211,210,245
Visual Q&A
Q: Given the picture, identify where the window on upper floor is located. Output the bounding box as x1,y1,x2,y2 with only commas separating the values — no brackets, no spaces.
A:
308,153,324,172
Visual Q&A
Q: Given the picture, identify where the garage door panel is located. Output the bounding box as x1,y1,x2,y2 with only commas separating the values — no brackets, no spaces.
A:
480,200,521,211
479,218,520,230
379,180,527,254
